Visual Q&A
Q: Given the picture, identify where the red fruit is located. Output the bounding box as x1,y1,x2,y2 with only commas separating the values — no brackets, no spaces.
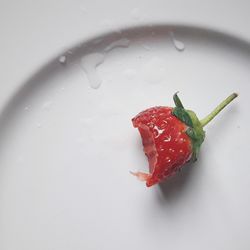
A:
132,92,238,187
132,107,192,187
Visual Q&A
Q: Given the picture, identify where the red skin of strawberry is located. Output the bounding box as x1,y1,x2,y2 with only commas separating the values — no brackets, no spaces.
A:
131,93,238,187
132,107,192,187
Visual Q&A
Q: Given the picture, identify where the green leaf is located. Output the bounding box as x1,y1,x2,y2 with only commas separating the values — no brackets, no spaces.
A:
172,107,193,127
173,92,184,109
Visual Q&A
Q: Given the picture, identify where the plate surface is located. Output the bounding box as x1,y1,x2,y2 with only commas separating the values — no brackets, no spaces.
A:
0,25,249,250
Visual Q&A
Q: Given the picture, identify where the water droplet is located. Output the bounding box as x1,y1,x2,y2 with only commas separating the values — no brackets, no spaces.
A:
154,126,164,138
80,5,87,13
24,106,30,111
80,39,130,89
76,137,85,145
169,148,175,153
42,101,53,111
163,137,171,142
67,50,73,55
141,44,151,50
123,68,136,79
59,55,67,64
104,38,130,52
170,31,185,51
179,138,184,143
165,157,171,163
36,123,42,128
81,53,105,89
179,149,184,153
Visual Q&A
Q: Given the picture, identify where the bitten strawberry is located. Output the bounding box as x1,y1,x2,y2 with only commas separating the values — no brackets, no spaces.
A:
132,92,238,187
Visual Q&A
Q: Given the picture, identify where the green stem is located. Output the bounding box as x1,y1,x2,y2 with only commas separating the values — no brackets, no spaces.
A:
200,93,238,128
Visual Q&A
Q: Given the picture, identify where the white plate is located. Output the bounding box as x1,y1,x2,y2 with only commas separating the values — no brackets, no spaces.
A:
0,25,249,250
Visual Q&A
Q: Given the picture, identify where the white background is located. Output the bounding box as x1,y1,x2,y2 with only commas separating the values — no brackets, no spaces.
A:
0,1,250,250
1,0,250,106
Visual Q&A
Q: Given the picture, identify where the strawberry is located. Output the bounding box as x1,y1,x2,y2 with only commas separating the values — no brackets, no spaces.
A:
132,92,238,187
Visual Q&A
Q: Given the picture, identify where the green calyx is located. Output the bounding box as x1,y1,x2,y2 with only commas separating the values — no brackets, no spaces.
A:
172,93,205,161
172,92,238,162
185,111,205,161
